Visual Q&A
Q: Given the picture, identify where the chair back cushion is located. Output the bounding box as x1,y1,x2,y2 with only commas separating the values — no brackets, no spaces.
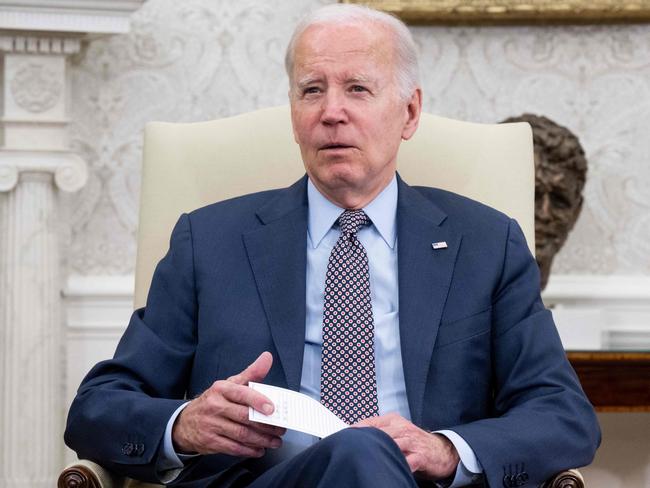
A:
136,105,533,307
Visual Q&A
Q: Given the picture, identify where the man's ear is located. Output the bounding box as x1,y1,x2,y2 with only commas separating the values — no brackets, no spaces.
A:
401,88,422,141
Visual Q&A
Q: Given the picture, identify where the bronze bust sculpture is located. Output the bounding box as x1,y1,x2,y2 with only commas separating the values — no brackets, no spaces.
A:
501,114,587,289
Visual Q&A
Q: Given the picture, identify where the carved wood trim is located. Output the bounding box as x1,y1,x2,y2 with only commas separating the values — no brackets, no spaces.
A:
568,351,650,411
542,469,585,488
57,465,101,488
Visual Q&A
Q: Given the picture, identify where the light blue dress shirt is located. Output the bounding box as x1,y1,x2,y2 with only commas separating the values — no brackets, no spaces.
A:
159,176,482,486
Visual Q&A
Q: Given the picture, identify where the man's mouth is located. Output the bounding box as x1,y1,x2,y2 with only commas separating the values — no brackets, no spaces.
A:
320,143,354,150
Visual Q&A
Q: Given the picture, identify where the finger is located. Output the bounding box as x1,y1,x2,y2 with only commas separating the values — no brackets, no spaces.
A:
217,399,281,431
219,419,283,450
228,351,273,385
217,400,286,437
352,415,388,428
391,435,413,455
217,381,275,415
249,422,287,437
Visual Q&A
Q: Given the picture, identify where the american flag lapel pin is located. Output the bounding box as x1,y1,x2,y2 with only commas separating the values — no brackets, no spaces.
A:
432,241,448,250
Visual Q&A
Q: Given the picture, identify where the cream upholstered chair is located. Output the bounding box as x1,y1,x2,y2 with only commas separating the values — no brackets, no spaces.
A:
132,105,535,308
59,106,585,488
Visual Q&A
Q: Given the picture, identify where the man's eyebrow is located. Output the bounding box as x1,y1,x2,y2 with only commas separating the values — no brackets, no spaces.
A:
346,75,374,85
296,76,322,89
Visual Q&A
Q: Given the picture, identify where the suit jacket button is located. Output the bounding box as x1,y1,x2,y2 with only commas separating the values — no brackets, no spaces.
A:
516,472,529,486
503,474,515,487
136,443,145,456
122,442,134,456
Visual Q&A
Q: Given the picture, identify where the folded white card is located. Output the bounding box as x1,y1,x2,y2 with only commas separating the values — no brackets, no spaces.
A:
248,382,348,439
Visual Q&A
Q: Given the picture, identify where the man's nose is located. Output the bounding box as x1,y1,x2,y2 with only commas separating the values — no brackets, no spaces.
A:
320,91,348,125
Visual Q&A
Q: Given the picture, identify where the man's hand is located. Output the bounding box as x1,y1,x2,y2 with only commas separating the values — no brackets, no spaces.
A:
172,351,286,457
353,413,460,481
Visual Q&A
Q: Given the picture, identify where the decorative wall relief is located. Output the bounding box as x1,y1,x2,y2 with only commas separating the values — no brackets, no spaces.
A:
502,114,587,289
11,63,62,113
67,0,650,278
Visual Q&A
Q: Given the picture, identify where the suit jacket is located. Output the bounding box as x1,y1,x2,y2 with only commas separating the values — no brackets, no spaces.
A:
65,175,600,487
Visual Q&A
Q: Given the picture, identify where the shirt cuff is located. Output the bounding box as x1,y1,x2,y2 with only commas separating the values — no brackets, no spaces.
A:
434,430,483,487
157,401,199,483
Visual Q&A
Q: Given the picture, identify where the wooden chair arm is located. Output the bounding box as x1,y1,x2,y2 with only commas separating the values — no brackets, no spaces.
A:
57,460,161,488
541,469,585,488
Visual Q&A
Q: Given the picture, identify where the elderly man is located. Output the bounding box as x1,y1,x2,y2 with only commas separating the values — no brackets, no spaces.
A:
65,4,600,488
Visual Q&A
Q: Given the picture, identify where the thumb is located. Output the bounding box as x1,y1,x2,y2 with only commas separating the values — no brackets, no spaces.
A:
229,351,273,385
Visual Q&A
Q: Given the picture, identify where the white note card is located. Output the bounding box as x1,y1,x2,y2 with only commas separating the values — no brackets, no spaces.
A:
248,382,348,439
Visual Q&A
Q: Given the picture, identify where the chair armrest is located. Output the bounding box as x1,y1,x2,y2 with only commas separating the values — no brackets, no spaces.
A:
58,460,117,488
57,460,162,488
541,469,585,488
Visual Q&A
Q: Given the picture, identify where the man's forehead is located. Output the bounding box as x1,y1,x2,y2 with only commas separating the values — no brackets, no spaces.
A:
293,21,394,63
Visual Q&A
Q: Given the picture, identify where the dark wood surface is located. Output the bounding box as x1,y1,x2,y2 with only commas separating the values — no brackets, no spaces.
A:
58,464,101,488
542,469,585,488
568,351,650,412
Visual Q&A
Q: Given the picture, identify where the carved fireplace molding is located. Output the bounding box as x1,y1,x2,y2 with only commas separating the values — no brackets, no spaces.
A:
0,1,146,487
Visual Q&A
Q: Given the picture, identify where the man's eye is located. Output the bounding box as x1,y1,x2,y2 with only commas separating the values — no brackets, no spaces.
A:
350,85,367,93
303,87,320,95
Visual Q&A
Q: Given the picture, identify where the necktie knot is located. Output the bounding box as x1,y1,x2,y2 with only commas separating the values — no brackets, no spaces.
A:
337,209,371,237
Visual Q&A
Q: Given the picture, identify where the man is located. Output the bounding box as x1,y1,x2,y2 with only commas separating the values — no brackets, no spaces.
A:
65,4,600,488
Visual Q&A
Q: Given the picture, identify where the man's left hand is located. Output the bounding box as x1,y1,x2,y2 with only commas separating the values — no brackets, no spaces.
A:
353,413,460,481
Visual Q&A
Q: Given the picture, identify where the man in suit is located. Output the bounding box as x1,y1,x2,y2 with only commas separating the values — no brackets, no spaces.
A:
65,4,600,487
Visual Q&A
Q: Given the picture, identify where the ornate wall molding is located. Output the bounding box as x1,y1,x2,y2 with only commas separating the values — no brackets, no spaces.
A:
11,62,63,112
543,275,650,351
544,275,650,303
0,34,81,53
0,151,88,191
0,0,147,34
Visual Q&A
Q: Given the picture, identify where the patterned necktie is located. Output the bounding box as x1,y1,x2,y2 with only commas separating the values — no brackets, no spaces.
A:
320,209,379,424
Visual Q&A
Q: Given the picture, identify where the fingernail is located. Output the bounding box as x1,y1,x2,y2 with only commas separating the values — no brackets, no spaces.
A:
262,403,273,415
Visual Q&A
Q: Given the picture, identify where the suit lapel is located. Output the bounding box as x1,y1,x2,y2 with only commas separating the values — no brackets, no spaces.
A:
243,177,308,391
397,178,462,426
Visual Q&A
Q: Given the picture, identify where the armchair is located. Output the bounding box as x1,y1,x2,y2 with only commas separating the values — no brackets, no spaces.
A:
61,106,586,487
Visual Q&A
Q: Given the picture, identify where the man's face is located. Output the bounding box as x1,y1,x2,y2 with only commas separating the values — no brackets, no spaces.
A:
289,22,421,208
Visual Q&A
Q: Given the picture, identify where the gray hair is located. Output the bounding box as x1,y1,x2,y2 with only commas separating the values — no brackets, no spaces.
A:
285,4,420,101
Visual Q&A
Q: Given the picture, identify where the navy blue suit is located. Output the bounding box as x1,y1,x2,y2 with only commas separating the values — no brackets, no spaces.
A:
65,175,600,487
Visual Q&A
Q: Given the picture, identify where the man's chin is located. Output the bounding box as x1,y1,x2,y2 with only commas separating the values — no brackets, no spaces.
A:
317,171,366,193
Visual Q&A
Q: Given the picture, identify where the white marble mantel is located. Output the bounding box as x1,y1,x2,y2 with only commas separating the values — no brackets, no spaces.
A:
0,1,145,486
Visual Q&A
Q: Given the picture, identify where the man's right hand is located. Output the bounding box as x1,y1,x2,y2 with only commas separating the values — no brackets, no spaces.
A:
172,351,286,457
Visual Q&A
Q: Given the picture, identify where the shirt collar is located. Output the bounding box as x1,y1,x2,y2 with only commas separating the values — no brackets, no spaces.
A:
307,175,397,249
